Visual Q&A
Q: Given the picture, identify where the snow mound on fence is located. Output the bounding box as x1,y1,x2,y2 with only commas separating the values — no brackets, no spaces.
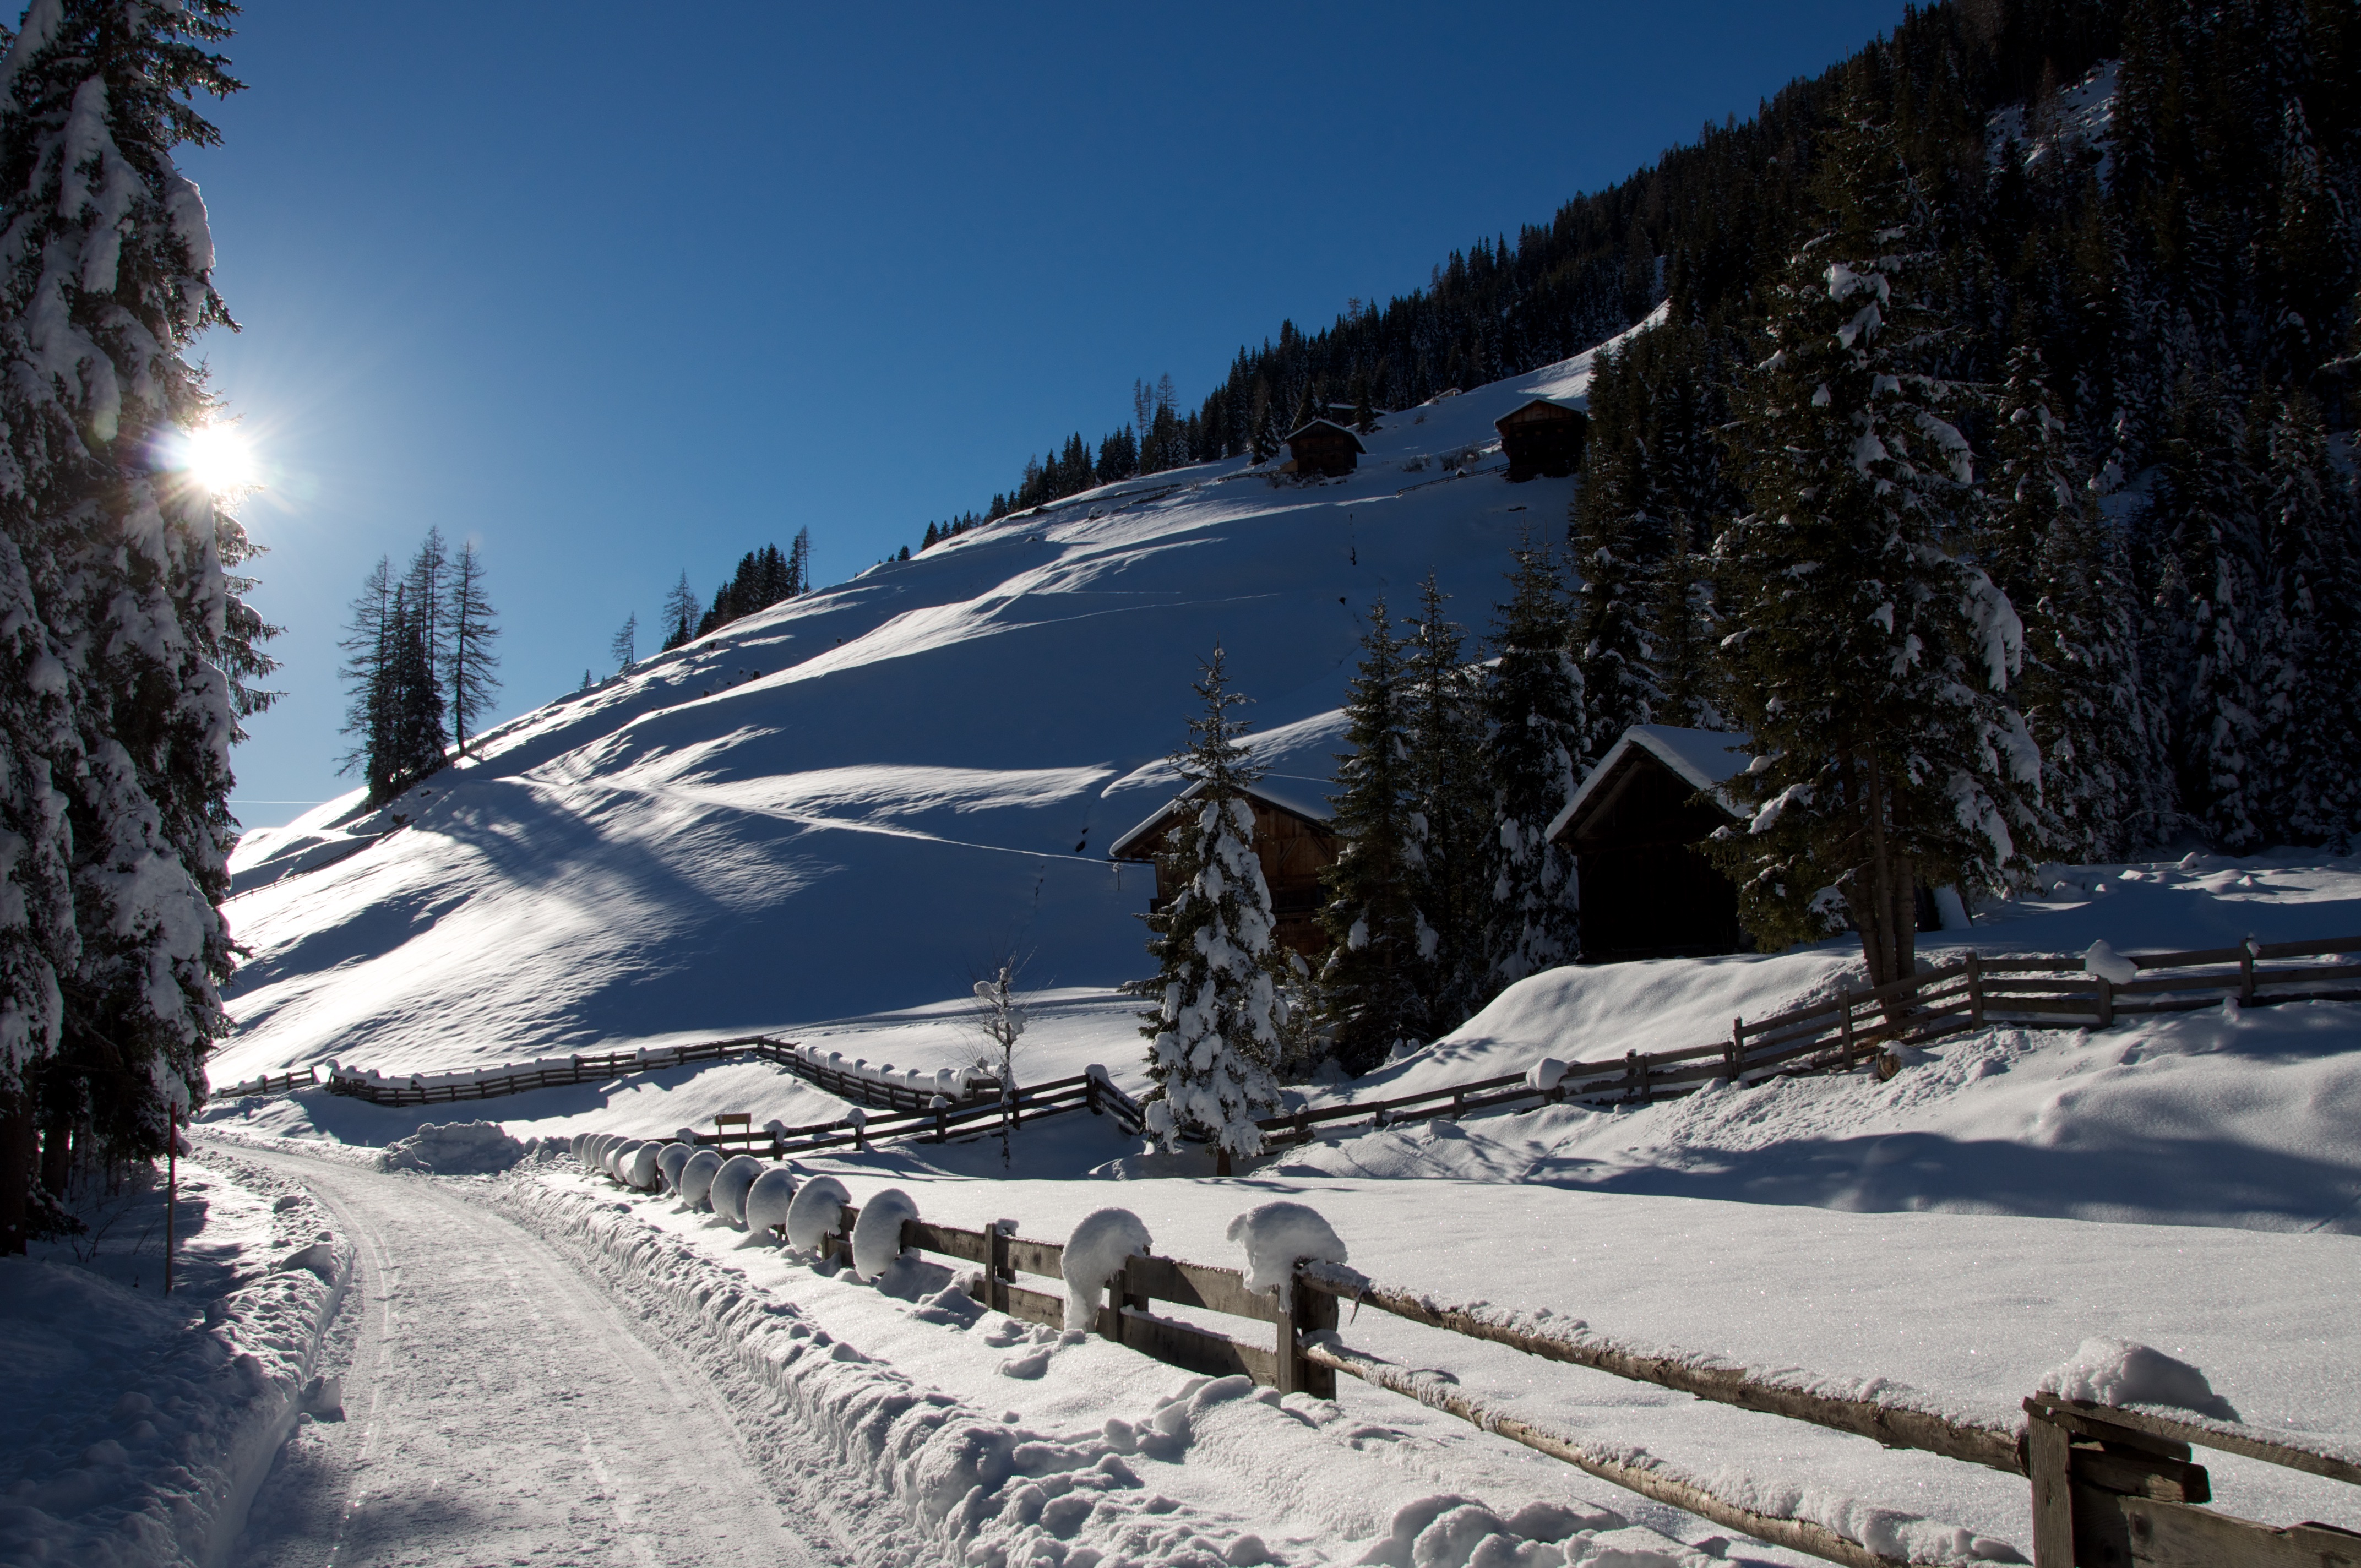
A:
1227,1201,1347,1300
850,1188,918,1279
710,1153,765,1225
2038,1338,2241,1422
743,1166,797,1235
1062,1207,1153,1332
786,1175,850,1253
676,1148,722,1208
377,1120,529,1175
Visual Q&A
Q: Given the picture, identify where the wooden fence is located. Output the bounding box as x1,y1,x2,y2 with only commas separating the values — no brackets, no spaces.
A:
678,1068,1147,1158
221,1034,1002,1116
1257,934,2361,1148
592,1150,2356,1568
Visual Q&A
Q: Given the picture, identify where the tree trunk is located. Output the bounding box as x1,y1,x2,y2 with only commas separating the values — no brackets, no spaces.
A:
39,1116,70,1197
0,1091,31,1255
1854,752,1913,1005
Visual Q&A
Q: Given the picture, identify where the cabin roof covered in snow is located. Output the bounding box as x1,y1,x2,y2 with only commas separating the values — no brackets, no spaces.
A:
1494,396,1587,429
1107,777,1334,861
1546,724,1752,843
1280,418,1367,452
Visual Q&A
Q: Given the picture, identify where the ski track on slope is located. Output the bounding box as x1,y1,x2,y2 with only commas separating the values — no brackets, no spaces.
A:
224,1145,824,1568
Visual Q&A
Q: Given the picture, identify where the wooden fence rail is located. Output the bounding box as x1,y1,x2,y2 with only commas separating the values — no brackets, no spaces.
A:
579,1139,2358,1568
1259,934,2361,1149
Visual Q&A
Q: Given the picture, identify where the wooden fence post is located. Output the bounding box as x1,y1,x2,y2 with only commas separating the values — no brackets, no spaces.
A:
1838,992,1856,1069
2242,937,2259,1004
1966,950,1984,1026
1727,1018,1743,1082
987,1222,1013,1315
2025,1399,2075,1567
1281,1266,1338,1397
2096,973,2114,1028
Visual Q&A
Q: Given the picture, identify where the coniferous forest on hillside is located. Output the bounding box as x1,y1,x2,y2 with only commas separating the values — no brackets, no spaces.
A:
961,0,2357,871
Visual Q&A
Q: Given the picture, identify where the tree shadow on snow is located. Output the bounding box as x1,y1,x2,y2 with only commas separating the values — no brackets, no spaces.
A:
1513,1130,2361,1232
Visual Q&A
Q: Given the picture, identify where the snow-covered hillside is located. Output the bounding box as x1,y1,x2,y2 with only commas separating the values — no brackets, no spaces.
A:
217,319,1650,1087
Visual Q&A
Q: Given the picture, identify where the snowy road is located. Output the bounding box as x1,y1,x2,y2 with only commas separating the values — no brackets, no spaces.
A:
222,1146,821,1568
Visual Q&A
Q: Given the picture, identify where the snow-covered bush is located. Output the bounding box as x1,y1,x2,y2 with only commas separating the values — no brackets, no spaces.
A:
785,1175,851,1254
656,1141,694,1193
1062,1208,1152,1332
676,1148,723,1210
1227,1201,1348,1304
710,1155,765,1226
850,1188,918,1279
378,1121,529,1175
743,1167,797,1237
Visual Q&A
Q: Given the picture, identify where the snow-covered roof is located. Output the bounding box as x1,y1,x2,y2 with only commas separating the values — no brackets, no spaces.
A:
1281,418,1367,452
1545,725,1751,843
1493,397,1587,429
1107,777,1334,861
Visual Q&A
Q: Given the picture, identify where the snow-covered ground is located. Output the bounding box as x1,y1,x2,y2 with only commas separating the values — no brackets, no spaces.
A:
0,1148,350,1568
186,311,2361,1565
213,318,1653,1087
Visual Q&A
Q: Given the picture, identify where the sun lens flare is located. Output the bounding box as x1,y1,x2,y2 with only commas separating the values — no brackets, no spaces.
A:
176,421,259,496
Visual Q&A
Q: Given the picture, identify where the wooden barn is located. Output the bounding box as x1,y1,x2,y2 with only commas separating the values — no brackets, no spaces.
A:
1545,725,1751,963
1108,780,1339,959
1281,418,1365,477
1494,398,1590,482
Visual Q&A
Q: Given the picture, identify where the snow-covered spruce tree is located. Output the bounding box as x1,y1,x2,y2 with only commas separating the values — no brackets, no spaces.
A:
1984,343,2167,862
383,586,444,801
1318,600,1424,1073
0,0,270,1242
336,553,391,777
445,540,500,757
1709,113,2039,992
1570,488,1656,761
1644,543,1724,731
2144,378,2273,851
659,570,699,652
2260,392,2361,845
1402,574,1487,1036
1139,647,1281,1171
1479,542,1585,986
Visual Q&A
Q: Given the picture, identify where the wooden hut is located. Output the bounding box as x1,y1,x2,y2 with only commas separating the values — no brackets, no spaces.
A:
1545,725,1750,962
1281,418,1364,477
1108,780,1339,959
1494,398,1590,482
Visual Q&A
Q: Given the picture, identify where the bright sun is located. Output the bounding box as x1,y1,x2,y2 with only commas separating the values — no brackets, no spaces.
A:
178,422,259,495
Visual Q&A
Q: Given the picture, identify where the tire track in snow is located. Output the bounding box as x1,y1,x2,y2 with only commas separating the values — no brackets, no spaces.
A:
225,1147,820,1568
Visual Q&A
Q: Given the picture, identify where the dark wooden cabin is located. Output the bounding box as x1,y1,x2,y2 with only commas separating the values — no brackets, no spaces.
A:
1495,398,1590,482
1281,418,1365,477
1546,726,1750,962
1108,782,1339,959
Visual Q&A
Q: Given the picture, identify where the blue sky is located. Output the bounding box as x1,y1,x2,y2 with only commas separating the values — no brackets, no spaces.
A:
187,0,1908,826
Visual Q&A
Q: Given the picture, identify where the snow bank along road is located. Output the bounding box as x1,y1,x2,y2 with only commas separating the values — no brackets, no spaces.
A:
222,1143,822,1568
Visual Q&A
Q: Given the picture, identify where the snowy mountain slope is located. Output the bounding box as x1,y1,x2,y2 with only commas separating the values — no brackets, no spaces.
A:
217,313,1666,1087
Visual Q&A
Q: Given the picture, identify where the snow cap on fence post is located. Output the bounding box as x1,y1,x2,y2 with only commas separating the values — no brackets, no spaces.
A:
1227,1201,1348,1306
2082,939,2139,986
1525,1057,1568,1093
743,1166,798,1238
850,1188,919,1279
1062,1208,1152,1333
676,1148,724,1209
785,1175,852,1254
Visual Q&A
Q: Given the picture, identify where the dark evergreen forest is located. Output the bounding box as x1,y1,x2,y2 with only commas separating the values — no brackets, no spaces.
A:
955,0,2357,864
